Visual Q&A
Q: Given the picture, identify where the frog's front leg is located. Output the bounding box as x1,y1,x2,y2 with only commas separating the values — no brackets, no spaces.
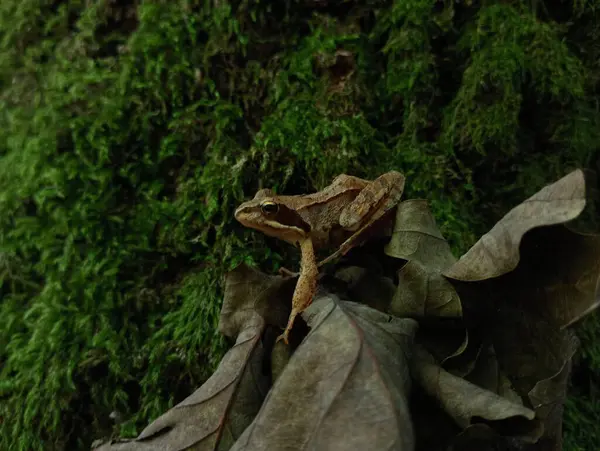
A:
276,238,319,344
278,267,298,277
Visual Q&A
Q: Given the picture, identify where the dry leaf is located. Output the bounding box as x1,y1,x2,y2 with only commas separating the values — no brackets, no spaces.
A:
443,170,600,331
383,199,465,371
444,169,587,281
446,260,582,451
512,225,600,330
334,265,396,312
437,331,482,378
446,223,591,404
410,346,542,443
394,260,462,319
448,423,518,451
229,293,419,451
432,169,599,450
384,199,457,272
527,357,573,451
92,264,292,451
219,264,294,338
92,326,267,451
384,199,461,319
478,293,580,395
270,339,291,384
449,271,580,435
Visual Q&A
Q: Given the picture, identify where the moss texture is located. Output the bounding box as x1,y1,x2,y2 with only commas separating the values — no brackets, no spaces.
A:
0,0,598,449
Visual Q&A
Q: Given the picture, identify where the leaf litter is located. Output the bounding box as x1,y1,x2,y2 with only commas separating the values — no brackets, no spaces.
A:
230,294,418,451
92,169,600,451
92,266,293,451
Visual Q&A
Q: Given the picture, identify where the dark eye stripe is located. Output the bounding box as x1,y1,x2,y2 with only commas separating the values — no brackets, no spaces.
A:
274,204,311,232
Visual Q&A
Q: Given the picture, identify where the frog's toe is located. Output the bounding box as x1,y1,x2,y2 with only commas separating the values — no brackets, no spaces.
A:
276,331,290,345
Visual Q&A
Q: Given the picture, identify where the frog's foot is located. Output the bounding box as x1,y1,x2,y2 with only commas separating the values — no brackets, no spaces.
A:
275,330,290,345
275,307,302,345
278,267,299,277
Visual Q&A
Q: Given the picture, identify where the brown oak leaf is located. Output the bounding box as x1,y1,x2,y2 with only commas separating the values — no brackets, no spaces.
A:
229,293,419,451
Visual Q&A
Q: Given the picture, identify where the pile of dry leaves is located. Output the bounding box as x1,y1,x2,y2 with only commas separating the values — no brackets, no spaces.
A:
93,169,600,451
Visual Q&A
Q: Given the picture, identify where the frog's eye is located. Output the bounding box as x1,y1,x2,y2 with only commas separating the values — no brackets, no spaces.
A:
260,201,279,215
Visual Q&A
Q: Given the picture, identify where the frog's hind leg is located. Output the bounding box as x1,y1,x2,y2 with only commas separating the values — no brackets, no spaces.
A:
276,307,300,345
318,171,405,267
317,219,386,267
339,171,405,231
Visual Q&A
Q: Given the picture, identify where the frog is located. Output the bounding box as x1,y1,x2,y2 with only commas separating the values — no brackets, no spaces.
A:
234,171,405,344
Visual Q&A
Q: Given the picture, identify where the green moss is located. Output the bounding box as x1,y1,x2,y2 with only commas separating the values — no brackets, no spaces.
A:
564,312,600,450
0,0,598,449
445,3,586,154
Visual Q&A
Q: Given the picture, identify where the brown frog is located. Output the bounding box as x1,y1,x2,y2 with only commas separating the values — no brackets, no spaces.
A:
234,171,405,344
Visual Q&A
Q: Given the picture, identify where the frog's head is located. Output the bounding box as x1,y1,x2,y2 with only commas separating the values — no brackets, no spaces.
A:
235,189,310,246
